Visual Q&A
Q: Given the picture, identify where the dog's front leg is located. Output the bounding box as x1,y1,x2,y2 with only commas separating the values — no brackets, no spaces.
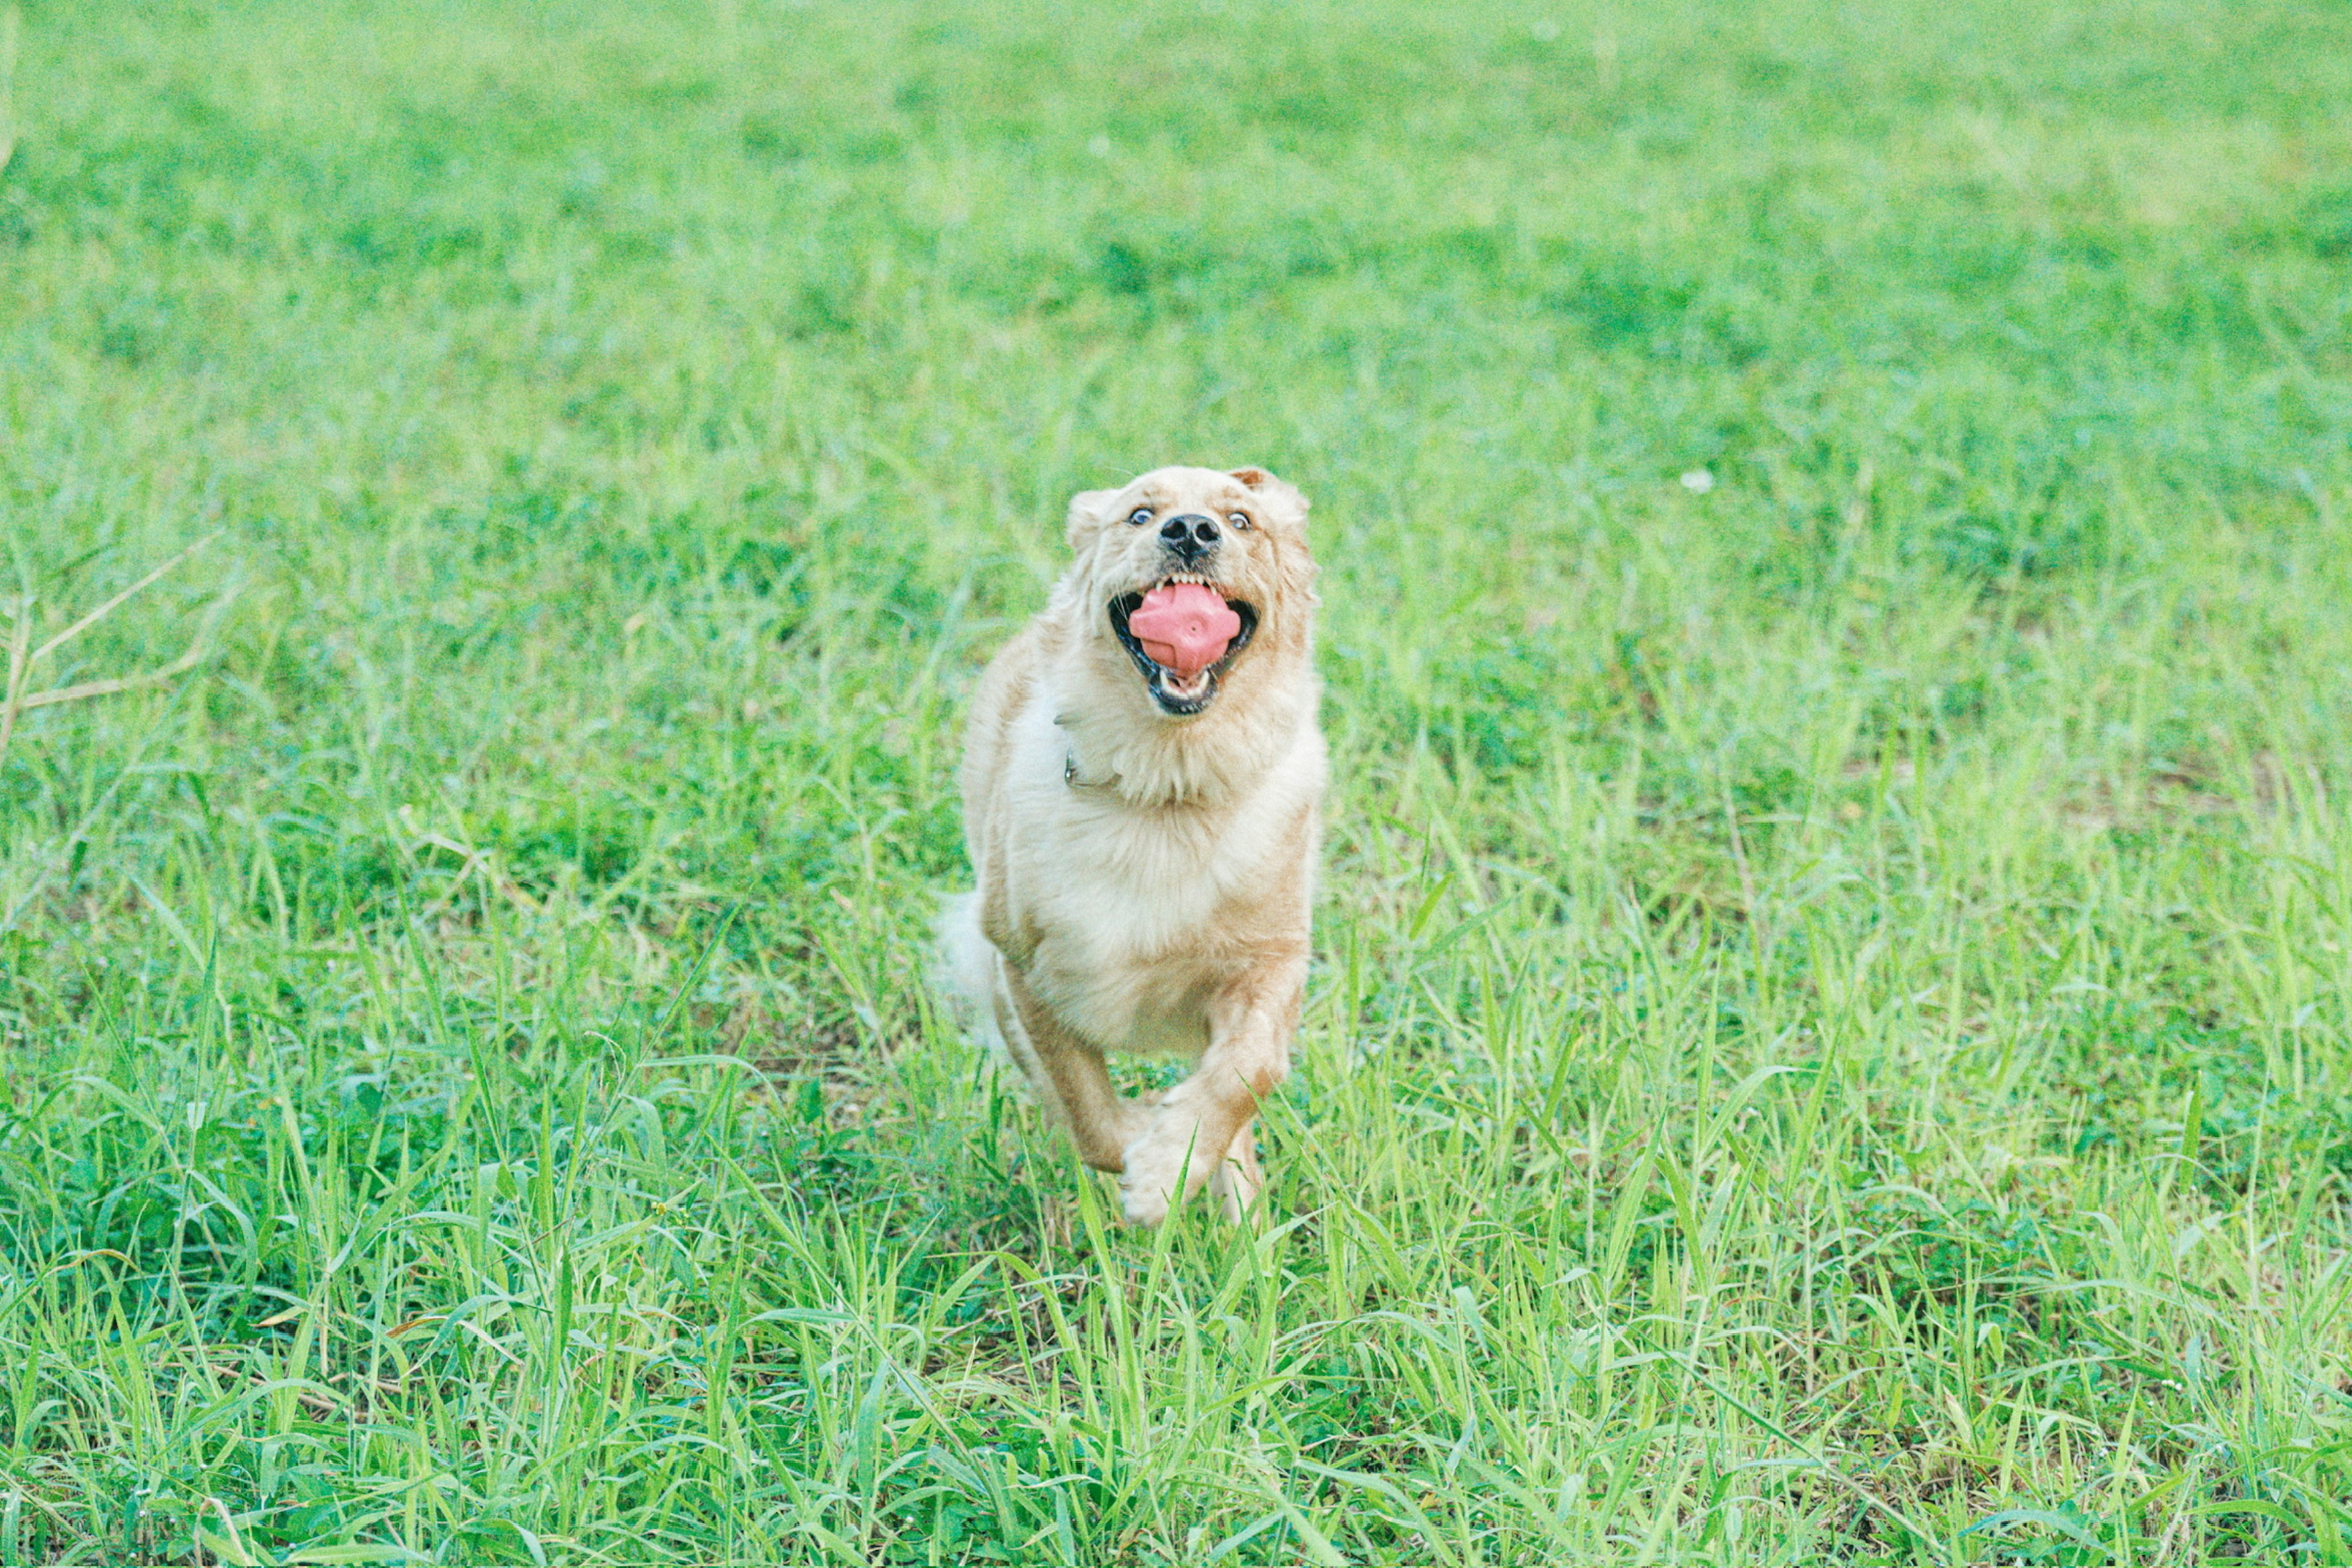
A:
1120,961,1301,1226
993,954,1152,1172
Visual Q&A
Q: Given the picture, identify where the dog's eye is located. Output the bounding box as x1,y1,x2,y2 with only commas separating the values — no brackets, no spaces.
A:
1126,507,1153,527
1227,511,1251,530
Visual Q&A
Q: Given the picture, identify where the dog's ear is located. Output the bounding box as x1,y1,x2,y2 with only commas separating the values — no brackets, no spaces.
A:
1229,467,1308,525
1065,488,1121,551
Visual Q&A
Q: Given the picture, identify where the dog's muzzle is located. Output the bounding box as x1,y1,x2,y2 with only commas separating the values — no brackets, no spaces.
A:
1109,581,1259,717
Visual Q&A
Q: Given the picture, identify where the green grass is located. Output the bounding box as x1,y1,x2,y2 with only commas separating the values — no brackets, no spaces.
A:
3,0,2351,1560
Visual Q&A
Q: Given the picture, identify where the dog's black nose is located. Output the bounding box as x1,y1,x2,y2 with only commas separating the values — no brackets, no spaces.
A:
1160,514,1220,557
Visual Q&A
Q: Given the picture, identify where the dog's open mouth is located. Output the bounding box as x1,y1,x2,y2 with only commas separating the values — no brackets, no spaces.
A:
1108,577,1260,716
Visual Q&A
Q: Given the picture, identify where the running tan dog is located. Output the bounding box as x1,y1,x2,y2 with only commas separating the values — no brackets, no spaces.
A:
943,466,1324,1225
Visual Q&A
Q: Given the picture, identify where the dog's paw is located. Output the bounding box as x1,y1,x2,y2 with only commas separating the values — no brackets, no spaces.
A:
1118,1118,1202,1226
1115,1091,1162,1142
1117,1175,1171,1227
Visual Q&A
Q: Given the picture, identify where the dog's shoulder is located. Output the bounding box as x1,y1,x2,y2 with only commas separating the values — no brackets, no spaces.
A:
964,619,1049,765
960,612,1066,881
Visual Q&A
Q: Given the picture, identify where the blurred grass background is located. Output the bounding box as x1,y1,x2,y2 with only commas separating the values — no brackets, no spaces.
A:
3,0,2351,1561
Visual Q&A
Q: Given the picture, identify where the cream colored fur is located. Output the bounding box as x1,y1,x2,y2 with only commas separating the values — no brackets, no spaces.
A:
947,466,1324,1224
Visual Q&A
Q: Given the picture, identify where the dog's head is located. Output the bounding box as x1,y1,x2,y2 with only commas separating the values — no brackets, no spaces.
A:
1061,466,1315,718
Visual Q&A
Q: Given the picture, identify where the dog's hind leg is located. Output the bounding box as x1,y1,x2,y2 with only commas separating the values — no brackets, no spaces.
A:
1207,1117,1265,1223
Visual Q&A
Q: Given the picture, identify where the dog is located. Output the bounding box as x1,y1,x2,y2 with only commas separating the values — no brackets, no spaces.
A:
943,465,1324,1224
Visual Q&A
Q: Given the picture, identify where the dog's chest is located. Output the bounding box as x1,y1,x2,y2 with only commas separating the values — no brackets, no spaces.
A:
1027,814,1252,1050
1006,712,1308,1049
1033,768,1278,945
1052,804,1247,942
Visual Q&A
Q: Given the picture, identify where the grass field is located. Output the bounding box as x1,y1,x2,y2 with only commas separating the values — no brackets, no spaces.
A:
4,0,2352,1561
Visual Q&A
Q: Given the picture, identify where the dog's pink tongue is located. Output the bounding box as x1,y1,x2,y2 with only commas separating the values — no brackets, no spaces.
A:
1128,584,1240,677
